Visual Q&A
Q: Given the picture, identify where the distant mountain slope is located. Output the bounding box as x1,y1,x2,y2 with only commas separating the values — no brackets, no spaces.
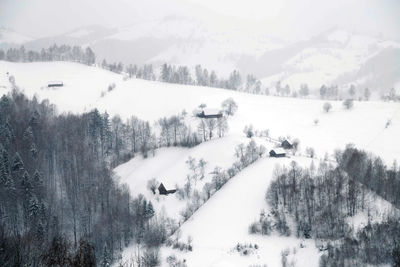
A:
257,29,400,91
20,17,286,76
0,27,33,46
3,20,400,91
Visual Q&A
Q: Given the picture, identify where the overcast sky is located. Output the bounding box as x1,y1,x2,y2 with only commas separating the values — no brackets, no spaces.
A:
1,0,399,41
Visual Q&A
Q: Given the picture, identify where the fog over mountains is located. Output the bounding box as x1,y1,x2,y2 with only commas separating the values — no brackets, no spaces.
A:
1,0,400,91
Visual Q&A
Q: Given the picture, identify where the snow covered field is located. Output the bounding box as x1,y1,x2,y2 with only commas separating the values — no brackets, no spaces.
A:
1,61,399,163
1,61,399,266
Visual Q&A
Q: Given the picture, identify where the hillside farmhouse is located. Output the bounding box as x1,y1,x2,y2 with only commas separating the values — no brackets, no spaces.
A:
196,108,223,119
158,183,177,195
281,139,293,149
48,81,64,87
269,148,286,157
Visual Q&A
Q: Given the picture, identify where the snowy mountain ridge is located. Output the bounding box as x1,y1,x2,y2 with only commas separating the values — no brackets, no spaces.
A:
1,21,399,91
0,27,33,45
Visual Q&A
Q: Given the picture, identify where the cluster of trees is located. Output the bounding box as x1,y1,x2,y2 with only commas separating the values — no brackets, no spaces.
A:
320,84,371,101
160,63,259,92
337,145,400,208
158,112,201,148
263,145,400,266
107,62,157,81
382,87,400,102
271,82,311,98
272,82,375,102
320,218,400,266
0,89,172,266
84,108,216,167
319,84,340,100
0,45,95,65
160,64,192,85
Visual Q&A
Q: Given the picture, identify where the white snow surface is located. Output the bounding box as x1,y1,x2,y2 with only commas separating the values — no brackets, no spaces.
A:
1,61,399,163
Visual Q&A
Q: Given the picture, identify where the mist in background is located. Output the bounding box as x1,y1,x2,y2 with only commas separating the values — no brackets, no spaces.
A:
1,0,399,41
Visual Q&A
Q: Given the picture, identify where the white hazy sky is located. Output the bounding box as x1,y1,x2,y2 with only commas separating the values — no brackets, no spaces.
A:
1,0,399,41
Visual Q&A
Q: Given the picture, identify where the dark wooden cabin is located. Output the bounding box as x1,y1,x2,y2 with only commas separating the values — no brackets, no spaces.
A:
48,81,64,87
196,109,223,119
269,148,286,157
158,183,177,195
281,140,293,149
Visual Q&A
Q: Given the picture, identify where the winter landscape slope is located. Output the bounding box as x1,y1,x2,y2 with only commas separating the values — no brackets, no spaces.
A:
1,61,399,266
118,154,321,266
1,61,399,163
113,135,253,220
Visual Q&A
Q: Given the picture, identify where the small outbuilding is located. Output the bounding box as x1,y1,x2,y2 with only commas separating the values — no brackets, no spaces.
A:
269,148,286,158
281,139,293,149
196,108,223,119
158,183,177,195
47,81,64,87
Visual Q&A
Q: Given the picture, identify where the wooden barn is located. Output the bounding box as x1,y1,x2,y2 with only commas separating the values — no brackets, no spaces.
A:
196,108,223,119
47,81,64,87
269,148,286,157
281,139,293,149
158,183,177,195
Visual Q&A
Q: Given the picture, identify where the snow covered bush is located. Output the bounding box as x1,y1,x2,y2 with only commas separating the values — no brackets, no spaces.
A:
233,243,259,256
323,102,332,113
166,254,187,267
306,147,315,158
249,221,261,234
107,83,116,92
243,124,255,138
147,178,158,194
142,249,160,267
343,98,354,109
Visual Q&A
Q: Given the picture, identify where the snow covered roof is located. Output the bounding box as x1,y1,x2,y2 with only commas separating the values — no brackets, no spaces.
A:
271,148,286,154
283,139,292,145
202,108,221,116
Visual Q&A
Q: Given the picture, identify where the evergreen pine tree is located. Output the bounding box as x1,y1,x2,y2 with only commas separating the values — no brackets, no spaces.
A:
12,152,24,172
30,143,38,159
100,244,111,267
393,241,400,267
145,201,155,220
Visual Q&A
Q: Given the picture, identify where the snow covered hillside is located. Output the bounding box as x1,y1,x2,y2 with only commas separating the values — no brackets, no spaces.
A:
1,61,399,163
114,135,255,220
118,155,322,267
1,61,399,266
